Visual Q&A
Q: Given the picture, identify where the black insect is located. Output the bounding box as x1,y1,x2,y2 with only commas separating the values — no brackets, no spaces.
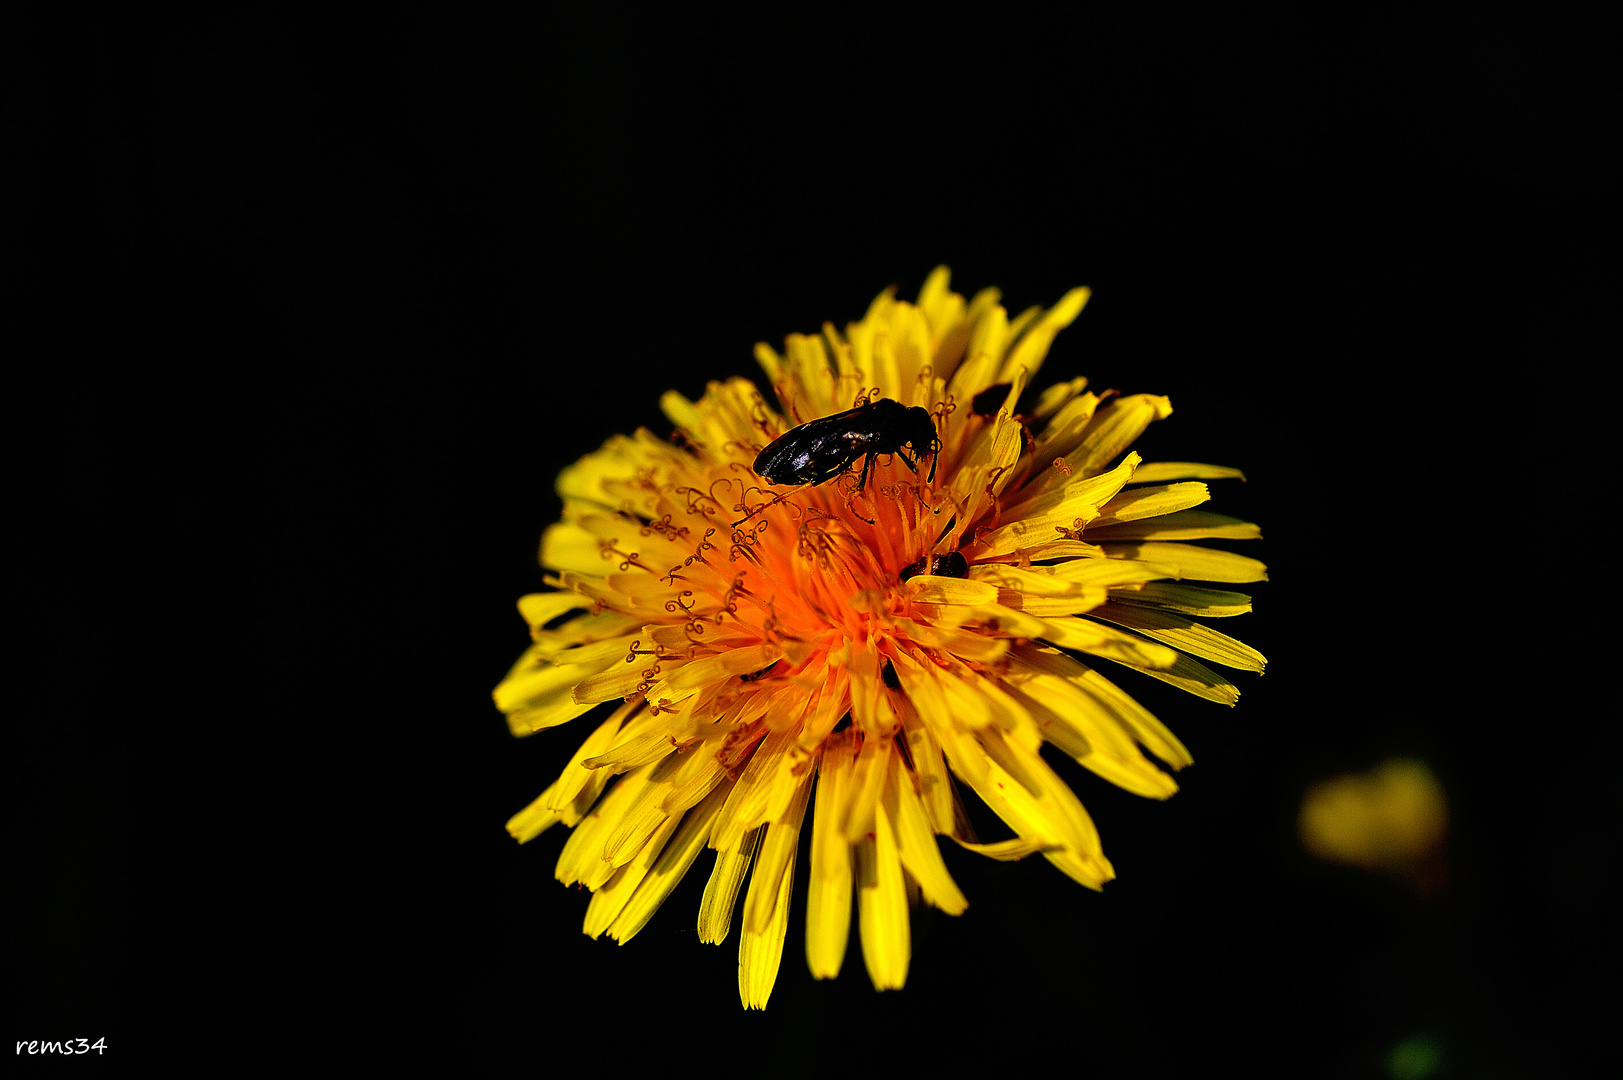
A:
898,550,968,582
753,398,940,492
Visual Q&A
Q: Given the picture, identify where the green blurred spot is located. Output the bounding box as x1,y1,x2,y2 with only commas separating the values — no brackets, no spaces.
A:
1387,1034,1443,1080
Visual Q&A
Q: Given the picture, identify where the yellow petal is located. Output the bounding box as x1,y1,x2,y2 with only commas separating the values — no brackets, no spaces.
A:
1030,391,1103,464
998,286,1090,387
549,636,642,668
1136,457,1246,480
505,781,561,844
1108,581,1254,617
1063,393,1173,477
970,564,1111,603
807,732,856,979
658,388,707,435
493,653,584,714
1092,601,1268,672
543,702,637,823
888,301,935,401
583,729,684,774
946,370,1030,521
847,637,895,740
904,576,1001,606
712,728,797,854
1086,508,1261,542
646,643,782,706
1028,375,1090,421
1104,542,1269,583
893,690,957,836
528,608,643,658
1117,650,1242,706
495,654,607,735
540,521,610,575
555,763,655,888
915,265,955,333
753,341,784,387
890,615,1011,664
841,734,894,843
937,727,1114,890
1091,482,1211,527
607,779,734,945
951,835,1048,860
1014,645,1194,769
1130,461,1246,483
571,656,650,705
697,826,760,946
795,664,851,750
516,591,593,635
884,763,968,916
856,792,910,991
935,602,1050,642
600,748,707,868
583,812,682,939
997,668,1177,800
976,453,1140,557
1039,615,1182,669
654,744,732,818
950,303,1008,401
738,759,814,1009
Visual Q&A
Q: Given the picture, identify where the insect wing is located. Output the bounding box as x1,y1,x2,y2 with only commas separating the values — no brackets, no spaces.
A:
753,405,868,485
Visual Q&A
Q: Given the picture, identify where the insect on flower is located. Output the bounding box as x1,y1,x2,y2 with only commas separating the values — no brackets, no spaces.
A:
752,396,942,491
496,267,1268,1011
897,550,969,581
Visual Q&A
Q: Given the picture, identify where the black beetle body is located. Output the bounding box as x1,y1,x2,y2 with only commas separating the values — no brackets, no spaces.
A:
753,398,940,491
898,550,969,582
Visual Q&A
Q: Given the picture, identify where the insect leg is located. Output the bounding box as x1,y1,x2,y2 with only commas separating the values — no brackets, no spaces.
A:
845,453,878,524
856,451,874,492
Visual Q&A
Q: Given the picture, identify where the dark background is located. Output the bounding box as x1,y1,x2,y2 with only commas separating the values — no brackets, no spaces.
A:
13,8,1607,1075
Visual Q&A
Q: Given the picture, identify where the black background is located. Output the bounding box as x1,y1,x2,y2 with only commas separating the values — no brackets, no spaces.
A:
12,8,1608,1075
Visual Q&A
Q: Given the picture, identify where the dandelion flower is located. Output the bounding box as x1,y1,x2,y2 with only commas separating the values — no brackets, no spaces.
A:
497,268,1267,1008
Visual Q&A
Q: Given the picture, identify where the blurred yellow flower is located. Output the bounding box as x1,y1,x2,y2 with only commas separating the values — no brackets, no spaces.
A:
497,268,1267,1007
1299,759,1448,875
